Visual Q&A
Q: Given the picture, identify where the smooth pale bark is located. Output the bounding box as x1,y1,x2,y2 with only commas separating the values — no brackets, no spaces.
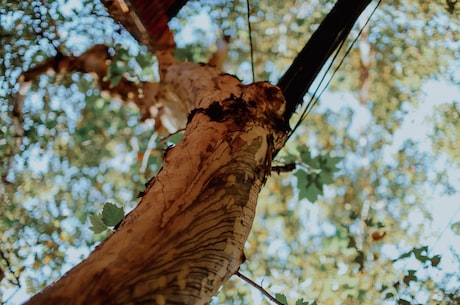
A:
25,63,288,304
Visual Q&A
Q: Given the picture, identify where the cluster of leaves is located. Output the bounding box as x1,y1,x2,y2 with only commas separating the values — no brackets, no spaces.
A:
276,294,317,305
396,246,441,268
287,146,342,203
430,101,460,168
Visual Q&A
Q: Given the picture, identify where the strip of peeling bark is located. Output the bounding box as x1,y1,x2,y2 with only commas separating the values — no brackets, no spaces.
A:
25,70,288,305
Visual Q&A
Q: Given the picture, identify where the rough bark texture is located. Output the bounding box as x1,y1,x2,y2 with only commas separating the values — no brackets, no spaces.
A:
25,61,288,305
20,0,374,303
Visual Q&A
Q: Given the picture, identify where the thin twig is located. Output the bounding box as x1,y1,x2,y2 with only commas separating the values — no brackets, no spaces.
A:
235,270,284,305
271,163,296,174
158,128,185,143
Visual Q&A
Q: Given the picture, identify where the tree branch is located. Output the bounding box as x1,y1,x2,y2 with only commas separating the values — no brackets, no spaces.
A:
100,0,188,54
277,0,372,120
235,271,284,305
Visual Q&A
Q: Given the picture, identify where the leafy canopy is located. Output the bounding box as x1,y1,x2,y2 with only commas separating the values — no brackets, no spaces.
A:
1,0,459,304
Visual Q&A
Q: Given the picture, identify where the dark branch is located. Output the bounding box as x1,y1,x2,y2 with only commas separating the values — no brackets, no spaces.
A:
235,271,284,305
271,163,296,174
277,0,372,120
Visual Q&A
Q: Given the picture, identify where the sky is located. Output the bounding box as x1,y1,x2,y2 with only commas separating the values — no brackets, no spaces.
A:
319,82,460,274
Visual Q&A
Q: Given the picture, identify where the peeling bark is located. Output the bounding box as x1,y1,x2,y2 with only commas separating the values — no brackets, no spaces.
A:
19,0,374,303
25,73,288,305
101,0,188,54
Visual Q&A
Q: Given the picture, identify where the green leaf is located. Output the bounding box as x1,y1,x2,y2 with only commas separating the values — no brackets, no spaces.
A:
295,298,312,305
295,170,324,202
295,170,307,196
403,270,417,285
305,179,323,202
394,250,412,261
430,255,441,267
282,151,297,164
354,250,365,271
385,292,395,299
109,75,123,87
325,155,342,168
295,151,342,203
89,214,108,234
117,48,131,61
101,202,124,227
275,293,288,305
320,153,342,176
413,246,429,263
298,146,313,165
318,170,334,184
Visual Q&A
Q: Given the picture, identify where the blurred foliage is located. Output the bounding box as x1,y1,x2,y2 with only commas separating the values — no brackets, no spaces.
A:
1,0,459,304
0,0,164,296
430,101,460,168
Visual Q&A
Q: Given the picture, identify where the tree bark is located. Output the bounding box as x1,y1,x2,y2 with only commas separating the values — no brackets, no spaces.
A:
101,0,188,54
23,0,374,303
25,65,288,305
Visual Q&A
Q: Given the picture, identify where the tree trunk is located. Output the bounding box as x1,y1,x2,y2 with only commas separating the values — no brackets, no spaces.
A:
23,0,373,303
25,70,288,304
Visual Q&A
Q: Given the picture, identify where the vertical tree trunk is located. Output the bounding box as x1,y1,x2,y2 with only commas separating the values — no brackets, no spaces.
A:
25,77,288,305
